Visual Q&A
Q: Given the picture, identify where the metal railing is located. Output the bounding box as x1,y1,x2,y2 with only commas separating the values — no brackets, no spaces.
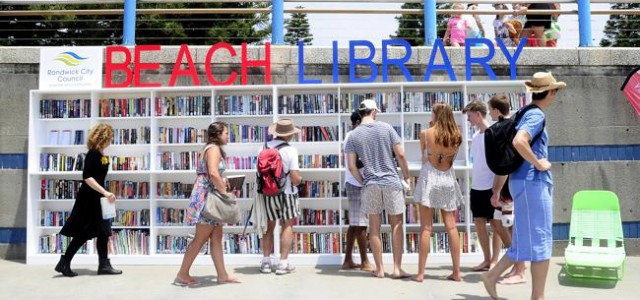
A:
0,0,638,47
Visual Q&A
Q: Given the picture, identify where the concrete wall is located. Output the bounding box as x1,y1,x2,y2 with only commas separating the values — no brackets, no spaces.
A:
1,46,639,258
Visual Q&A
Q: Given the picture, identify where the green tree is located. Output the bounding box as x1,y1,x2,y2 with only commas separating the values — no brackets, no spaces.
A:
0,2,270,46
600,3,640,47
391,3,450,46
284,6,313,45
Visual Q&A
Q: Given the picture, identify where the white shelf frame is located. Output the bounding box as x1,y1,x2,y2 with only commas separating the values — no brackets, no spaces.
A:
27,81,528,265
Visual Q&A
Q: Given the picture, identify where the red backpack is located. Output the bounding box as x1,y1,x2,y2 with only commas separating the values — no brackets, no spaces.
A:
256,141,291,196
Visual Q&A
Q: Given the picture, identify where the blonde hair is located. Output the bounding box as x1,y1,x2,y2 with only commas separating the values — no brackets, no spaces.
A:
87,123,114,151
433,103,462,148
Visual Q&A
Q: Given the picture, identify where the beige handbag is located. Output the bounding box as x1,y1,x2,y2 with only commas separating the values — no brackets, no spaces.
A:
201,187,241,224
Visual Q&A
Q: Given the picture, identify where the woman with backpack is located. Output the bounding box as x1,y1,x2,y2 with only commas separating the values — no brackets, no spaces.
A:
412,103,464,282
175,121,240,285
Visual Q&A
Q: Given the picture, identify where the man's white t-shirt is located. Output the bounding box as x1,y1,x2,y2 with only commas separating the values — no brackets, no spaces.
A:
263,139,300,195
471,131,494,190
343,131,363,187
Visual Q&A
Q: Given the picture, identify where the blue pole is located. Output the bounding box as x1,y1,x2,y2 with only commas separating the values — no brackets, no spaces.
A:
123,0,137,45
424,0,436,46
272,0,284,45
577,0,593,47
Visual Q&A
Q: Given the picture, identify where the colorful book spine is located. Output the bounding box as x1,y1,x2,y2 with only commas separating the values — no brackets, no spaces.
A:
278,94,339,114
99,97,150,117
154,95,211,116
216,95,272,115
39,98,91,119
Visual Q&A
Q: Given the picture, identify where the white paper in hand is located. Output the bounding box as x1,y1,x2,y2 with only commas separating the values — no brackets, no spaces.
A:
100,197,116,220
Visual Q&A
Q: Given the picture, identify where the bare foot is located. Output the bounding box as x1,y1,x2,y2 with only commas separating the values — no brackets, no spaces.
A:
341,261,361,270
446,273,462,282
360,262,375,272
412,274,424,282
217,276,241,284
471,261,491,272
481,273,499,300
391,270,412,279
499,274,525,285
371,270,385,278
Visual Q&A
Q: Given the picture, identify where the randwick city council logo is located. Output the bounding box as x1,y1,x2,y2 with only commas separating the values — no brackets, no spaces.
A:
54,51,88,67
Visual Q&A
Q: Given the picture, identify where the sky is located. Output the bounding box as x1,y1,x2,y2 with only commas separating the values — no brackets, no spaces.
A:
283,2,611,48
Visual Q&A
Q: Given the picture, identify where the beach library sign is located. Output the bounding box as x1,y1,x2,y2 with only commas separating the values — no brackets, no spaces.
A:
40,38,528,89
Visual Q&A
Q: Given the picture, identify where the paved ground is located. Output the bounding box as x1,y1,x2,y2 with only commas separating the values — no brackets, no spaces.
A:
1,257,637,299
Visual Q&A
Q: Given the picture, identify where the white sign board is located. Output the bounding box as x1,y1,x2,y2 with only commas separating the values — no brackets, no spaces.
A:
39,47,103,90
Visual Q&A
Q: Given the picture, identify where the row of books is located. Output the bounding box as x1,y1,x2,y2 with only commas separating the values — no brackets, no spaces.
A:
107,229,149,255
341,232,393,253
39,153,85,172
292,232,340,254
99,98,151,118
291,126,339,142
158,127,207,144
108,154,150,171
278,94,339,114
404,92,464,112
228,124,268,143
154,96,211,117
216,95,273,115
156,207,187,226
156,233,263,254
158,151,200,171
299,154,339,169
405,204,465,224
40,179,82,199
297,181,340,198
467,92,527,111
39,234,88,254
340,93,402,113
157,182,194,199
113,209,151,227
39,210,69,227
405,232,479,254
225,156,257,170
39,99,91,119
295,209,340,226
113,127,151,145
48,130,84,145
105,180,150,199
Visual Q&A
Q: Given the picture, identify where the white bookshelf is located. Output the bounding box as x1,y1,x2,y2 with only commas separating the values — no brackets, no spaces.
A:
27,81,528,265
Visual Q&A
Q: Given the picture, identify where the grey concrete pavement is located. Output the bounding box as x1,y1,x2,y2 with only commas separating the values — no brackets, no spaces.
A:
1,257,638,299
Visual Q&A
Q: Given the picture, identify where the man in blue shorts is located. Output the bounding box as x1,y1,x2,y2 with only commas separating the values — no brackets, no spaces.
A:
482,72,566,300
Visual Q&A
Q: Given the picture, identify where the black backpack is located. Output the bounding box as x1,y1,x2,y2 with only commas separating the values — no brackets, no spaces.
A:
484,104,545,176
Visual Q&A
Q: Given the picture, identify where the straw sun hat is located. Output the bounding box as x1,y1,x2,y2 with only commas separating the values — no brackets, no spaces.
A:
525,72,567,93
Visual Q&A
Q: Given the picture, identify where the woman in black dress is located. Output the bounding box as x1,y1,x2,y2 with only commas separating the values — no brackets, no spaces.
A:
55,123,122,277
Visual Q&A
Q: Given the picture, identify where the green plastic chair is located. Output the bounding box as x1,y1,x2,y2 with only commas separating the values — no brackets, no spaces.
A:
564,190,626,280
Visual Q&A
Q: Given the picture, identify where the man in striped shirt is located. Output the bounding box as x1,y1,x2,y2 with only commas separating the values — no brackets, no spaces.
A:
344,99,411,279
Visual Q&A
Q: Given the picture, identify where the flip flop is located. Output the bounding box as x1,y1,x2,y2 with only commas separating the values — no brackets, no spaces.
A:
173,277,200,286
471,265,490,272
391,273,412,280
218,277,241,284
446,274,462,282
499,275,526,285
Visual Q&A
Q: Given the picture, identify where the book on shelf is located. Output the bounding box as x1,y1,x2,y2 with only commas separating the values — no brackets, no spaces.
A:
155,95,211,116
156,182,194,199
293,232,340,254
40,234,89,254
216,95,273,115
106,180,150,199
112,209,151,227
107,229,149,255
41,179,83,200
278,93,339,114
40,98,91,119
100,97,150,117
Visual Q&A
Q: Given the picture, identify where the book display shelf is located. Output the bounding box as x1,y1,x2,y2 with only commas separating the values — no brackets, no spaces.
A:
27,81,528,265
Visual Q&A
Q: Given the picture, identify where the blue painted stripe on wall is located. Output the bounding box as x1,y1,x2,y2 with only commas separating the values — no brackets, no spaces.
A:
0,228,26,244
548,145,640,163
0,154,27,169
